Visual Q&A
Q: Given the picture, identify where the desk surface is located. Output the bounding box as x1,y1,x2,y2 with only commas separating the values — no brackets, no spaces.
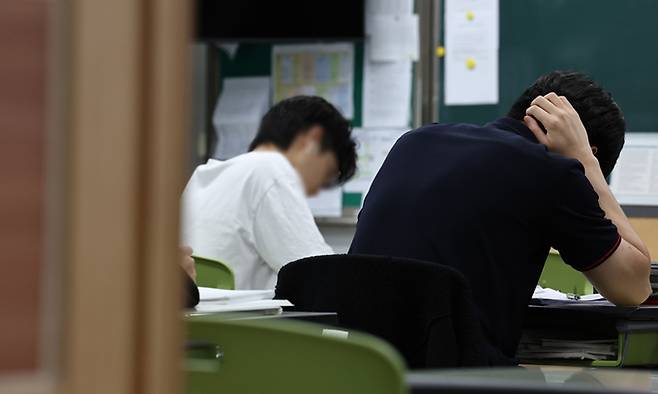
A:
230,311,338,324
186,310,338,326
528,301,658,321
407,365,658,393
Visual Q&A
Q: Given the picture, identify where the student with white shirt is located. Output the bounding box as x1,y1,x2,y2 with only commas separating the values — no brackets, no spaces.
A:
181,96,357,289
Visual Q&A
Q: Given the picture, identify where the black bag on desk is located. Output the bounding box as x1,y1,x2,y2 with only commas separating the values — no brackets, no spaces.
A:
274,254,506,369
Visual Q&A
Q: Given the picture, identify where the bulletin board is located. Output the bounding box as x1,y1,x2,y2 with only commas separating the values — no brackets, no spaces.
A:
216,43,365,126
437,0,658,132
213,41,388,212
436,0,658,219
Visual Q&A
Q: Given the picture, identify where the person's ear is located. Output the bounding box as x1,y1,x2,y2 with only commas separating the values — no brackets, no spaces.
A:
303,126,323,154
306,125,323,143
591,145,598,156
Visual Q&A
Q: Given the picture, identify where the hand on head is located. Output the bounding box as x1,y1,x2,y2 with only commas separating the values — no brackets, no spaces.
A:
524,92,597,164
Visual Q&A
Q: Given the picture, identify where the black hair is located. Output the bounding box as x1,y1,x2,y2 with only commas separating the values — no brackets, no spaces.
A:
249,95,357,184
508,71,625,177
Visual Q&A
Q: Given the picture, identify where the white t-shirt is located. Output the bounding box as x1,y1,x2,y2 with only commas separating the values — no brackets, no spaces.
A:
181,151,333,289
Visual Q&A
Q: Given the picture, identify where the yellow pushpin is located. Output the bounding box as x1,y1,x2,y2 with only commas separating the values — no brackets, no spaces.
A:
466,57,476,70
466,10,475,21
436,46,445,58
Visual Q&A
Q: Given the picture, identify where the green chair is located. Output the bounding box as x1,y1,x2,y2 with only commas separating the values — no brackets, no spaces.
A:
538,250,594,295
193,256,235,290
185,315,408,394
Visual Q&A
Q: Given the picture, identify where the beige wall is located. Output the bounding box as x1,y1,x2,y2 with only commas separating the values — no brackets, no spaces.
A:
630,218,658,260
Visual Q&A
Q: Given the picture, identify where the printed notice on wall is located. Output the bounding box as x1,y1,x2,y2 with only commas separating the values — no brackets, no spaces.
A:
344,128,408,200
308,187,343,218
362,60,412,128
610,133,658,206
444,0,499,105
272,43,354,119
212,77,270,159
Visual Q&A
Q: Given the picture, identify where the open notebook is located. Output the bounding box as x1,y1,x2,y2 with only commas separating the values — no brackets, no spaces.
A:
532,286,605,302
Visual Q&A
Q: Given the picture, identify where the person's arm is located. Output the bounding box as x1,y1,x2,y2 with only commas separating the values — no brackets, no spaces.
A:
252,182,333,272
525,93,651,305
180,245,197,282
577,157,650,259
180,245,199,308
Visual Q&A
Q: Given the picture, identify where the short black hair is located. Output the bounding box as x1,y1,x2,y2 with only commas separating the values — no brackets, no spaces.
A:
508,71,625,177
249,95,357,184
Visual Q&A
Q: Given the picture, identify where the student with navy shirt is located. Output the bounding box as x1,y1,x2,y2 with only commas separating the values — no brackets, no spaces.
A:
349,71,652,363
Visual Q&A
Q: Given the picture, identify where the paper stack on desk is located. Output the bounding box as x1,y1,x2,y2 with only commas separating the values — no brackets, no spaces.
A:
532,286,605,302
199,288,275,302
190,288,293,315
517,335,617,361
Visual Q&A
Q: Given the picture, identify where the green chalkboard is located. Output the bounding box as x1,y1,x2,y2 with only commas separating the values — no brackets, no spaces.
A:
438,0,658,132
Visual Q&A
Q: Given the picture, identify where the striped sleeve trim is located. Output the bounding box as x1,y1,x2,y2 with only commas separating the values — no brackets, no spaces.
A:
580,234,622,272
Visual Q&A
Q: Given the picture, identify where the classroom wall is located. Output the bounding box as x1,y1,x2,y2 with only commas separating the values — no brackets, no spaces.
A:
318,224,356,254
629,218,658,261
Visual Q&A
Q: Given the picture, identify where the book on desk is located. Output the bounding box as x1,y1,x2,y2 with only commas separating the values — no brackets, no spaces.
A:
187,287,293,316
519,297,658,367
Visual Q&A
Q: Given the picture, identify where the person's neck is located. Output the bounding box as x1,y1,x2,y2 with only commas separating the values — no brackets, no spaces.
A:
489,117,539,143
254,144,310,194
253,144,298,170
253,144,283,154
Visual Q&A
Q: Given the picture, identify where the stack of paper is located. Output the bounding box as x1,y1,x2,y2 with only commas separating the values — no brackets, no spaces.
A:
190,287,293,315
517,335,617,361
199,288,275,302
193,299,293,315
532,286,605,302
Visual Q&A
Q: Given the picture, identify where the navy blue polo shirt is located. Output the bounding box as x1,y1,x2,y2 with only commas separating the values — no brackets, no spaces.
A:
349,117,621,361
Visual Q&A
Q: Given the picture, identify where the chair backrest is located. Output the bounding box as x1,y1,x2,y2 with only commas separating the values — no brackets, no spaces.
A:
185,315,408,394
193,255,235,290
275,254,501,369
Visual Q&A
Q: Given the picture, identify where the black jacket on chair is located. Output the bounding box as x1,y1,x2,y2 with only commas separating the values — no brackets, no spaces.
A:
274,254,513,369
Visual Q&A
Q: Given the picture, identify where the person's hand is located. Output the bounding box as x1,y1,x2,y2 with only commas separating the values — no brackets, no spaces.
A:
180,245,196,282
524,92,596,164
